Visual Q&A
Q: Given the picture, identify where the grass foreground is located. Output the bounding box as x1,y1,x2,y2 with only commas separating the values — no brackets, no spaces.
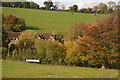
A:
2,60,118,78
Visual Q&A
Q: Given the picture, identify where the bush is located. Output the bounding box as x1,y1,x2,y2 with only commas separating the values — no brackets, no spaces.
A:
65,41,87,66
34,39,66,65
44,41,66,65
2,47,7,60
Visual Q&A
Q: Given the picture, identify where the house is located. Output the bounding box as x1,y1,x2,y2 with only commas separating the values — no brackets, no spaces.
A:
36,32,64,44
7,31,64,45
7,32,21,44
36,32,55,41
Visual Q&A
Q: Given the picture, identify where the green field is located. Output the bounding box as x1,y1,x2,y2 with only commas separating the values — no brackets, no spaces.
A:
2,7,106,33
2,61,118,78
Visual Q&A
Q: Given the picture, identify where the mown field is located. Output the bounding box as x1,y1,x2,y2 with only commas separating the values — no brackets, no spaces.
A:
2,61,118,78
2,7,106,33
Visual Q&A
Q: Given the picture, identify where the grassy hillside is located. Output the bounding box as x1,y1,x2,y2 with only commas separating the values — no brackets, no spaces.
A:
2,7,106,33
2,61,118,78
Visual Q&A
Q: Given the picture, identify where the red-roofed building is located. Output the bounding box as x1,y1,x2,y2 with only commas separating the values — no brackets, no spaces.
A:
36,32,55,41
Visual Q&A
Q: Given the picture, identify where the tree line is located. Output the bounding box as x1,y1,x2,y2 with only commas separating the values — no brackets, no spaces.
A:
2,2,39,9
2,1,120,13
2,11,119,69
70,1,120,13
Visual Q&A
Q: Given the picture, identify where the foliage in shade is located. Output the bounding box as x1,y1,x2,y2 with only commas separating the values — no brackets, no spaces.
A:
2,2,39,9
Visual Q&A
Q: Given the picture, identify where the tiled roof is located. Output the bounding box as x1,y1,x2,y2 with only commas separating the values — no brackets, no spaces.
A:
7,32,20,39
7,32,54,40
37,33,54,39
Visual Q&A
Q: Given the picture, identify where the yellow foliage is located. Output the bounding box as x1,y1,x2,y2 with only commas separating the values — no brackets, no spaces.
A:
64,41,76,57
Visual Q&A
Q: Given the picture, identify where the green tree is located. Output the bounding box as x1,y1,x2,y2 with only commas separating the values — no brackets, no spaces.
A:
108,1,116,10
69,4,78,12
79,8,87,13
69,6,74,12
34,39,47,62
16,30,37,60
2,15,8,47
108,1,116,13
45,41,66,65
2,47,8,60
17,30,36,50
2,1,39,9
73,4,78,12
98,3,108,13
44,0,53,10
87,8,93,13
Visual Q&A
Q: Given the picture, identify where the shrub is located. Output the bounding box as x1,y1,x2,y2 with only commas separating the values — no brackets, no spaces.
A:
2,47,7,60
45,41,66,65
34,39,66,65
34,39,47,63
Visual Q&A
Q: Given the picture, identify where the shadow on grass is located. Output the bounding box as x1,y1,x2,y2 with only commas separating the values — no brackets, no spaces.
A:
26,26,44,30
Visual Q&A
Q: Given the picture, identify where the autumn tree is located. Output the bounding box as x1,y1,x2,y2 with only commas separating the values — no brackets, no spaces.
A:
93,6,99,15
93,6,99,21
2,15,26,32
75,12,119,68
68,22,87,41
2,15,26,59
